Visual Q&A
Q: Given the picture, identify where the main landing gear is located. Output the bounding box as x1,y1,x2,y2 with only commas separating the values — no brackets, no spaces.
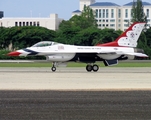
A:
86,64,99,72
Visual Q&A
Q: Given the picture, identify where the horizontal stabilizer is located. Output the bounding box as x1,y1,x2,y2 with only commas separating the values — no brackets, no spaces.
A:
125,53,148,57
103,59,118,66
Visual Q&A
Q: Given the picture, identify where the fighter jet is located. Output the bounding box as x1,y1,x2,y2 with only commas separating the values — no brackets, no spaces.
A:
8,22,148,72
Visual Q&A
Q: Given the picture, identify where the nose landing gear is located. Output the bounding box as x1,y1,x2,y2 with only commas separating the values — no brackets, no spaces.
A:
51,62,57,72
86,64,99,72
51,66,56,72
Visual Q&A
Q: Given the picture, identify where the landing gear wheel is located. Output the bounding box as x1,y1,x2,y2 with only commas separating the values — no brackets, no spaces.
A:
86,65,93,72
92,64,99,72
51,67,56,72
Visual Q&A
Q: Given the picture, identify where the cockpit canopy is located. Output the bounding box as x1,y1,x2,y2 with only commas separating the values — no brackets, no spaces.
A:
32,41,59,47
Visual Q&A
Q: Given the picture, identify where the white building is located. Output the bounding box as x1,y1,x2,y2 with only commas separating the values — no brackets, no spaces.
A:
72,0,151,31
79,0,95,11
122,2,151,30
0,14,63,31
1,1,151,31
90,2,121,30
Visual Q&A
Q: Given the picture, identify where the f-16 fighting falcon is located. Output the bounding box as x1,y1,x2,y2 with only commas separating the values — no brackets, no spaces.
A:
8,22,148,72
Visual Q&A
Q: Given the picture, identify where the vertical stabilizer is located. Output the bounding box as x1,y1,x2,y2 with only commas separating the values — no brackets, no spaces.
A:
96,22,146,47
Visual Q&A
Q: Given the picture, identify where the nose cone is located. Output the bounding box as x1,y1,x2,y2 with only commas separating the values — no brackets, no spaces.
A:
7,51,21,56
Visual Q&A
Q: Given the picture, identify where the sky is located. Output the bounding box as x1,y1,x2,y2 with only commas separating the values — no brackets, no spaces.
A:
0,0,151,20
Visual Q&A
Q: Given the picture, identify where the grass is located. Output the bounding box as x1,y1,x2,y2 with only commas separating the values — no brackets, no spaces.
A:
0,61,151,67
0,62,52,67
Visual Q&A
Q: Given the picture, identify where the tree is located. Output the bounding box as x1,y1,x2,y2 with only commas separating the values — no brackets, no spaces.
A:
57,5,98,45
80,5,97,28
74,27,101,46
0,26,56,50
131,0,147,23
130,0,151,58
59,5,97,30
97,28,122,44
55,26,81,45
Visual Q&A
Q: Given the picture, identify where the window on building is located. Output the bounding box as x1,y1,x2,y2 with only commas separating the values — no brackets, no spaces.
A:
106,20,108,22
26,22,29,26
96,9,98,18
103,19,105,22
33,22,36,26
118,9,121,18
147,24,150,27
124,19,129,22
110,24,115,27
106,9,108,18
30,22,32,26
99,24,101,27
147,9,149,18
19,22,22,26
103,9,105,18
125,9,128,18
23,22,25,26
147,19,150,22
124,24,129,27
106,24,108,27
15,22,18,26
110,19,115,22
111,9,114,18
99,9,101,18
99,19,101,22
37,22,40,26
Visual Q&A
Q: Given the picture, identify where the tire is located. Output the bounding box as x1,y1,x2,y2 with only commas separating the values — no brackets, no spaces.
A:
51,67,56,72
92,64,99,72
86,65,92,72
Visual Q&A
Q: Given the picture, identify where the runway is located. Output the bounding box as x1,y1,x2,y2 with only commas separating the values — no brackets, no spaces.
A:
0,67,151,119
0,67,151,90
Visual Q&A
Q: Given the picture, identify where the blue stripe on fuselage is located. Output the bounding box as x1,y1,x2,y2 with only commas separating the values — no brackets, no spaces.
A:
23,48,39,55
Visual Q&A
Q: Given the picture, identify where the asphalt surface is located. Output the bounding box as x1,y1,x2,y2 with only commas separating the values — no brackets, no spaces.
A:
0,67,151,119
0,90,151,120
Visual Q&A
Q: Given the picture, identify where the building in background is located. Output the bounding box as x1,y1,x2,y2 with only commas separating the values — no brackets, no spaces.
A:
1,1,151,31
89,2,121,30
72,0,151,31
122,2,151,30
79,0,95,11
0,13,63,31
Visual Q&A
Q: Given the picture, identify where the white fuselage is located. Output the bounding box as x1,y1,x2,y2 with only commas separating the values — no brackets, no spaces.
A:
17,44,135,62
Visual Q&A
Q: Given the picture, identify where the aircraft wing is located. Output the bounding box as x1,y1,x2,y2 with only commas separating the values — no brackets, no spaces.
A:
97,51,148,57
